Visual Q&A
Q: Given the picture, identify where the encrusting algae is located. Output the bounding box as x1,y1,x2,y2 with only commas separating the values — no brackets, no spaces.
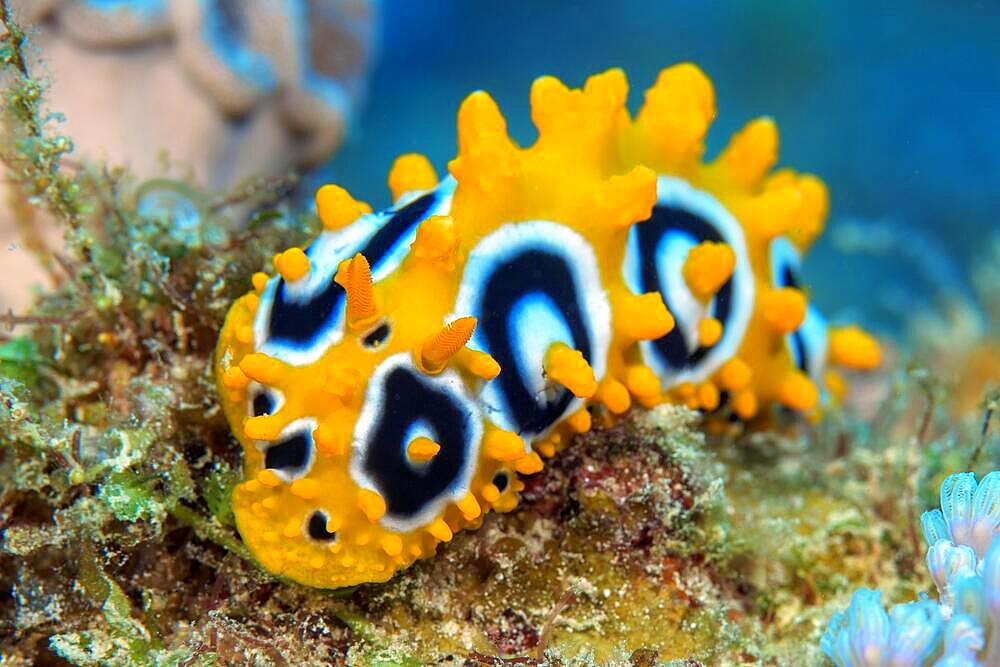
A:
1,6,999,665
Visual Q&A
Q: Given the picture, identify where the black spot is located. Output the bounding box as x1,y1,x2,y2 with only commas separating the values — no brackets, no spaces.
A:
477,250,592,437
307,511,337,542
632,204,736,371
360,365,473,521
265,192,438,349
492,471,509,493
362,322,391,348
252,392,274,417
264,432,311,474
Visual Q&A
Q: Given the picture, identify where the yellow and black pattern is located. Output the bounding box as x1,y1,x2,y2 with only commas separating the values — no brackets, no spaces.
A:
215,64,881,588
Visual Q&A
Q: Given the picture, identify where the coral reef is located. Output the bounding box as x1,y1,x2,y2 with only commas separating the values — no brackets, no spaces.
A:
13,0,374,175
821,472,1000,665
1,0,375,312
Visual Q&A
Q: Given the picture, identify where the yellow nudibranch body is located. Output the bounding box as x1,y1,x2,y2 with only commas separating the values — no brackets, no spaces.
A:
215,64,881,588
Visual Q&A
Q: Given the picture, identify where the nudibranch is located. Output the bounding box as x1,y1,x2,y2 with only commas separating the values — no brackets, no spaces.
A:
215,64,881,588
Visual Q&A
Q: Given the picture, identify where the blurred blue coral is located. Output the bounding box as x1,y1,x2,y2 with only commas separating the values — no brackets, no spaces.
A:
821,471,1000,666
820,589,942,665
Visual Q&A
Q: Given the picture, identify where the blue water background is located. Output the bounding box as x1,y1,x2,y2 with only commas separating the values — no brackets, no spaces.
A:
318,1,1000,333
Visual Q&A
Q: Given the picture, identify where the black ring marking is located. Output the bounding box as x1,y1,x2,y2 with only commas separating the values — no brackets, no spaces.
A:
493,471,509,493
265,192,438,348
307,510,337,542
633,204,734,371
252,391,274,417
361,322,391,349
358,365,474,521
264,432,311,475
477,250,592,437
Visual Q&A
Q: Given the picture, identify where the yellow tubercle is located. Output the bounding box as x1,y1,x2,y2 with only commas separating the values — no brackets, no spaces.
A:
251,271,270,293
313,424,344,455
411,215,459,268
682,241,736,300
716,117,778,189
273,247,310,282
380,534,403,557
427,518,453,542
484,429,527,462
406,437,441,463
631,63,715,171
778,371,820,412
697,382,720,412
243,292,260,313
780,171,829,251
388,153,438,202
239,353,283,385
566,408,592,434
324,366,362,403
480,483,501,504
617,292,675,341
530,68,628,153
732,389,759,420
235,325,254,345
514,451,544,475
698,317,723,347
593,165,658,229
739,185,801,239
290,478,321,500
760,287,807,334
448,91,519,195
829,325,882,371
716,358,752,392
283,519,301,539
357,489,387,523
256,469,281,487
530,75,574,135
625,365,661,401
458,348,502,380
544,343,598,398
244,415,283,441
596,379,631,415
221,365,249,389
316,184,372,230
455,493,482,521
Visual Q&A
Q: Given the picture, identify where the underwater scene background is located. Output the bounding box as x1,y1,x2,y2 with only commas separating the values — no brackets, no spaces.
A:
1,1,999,665
324,0,1000,336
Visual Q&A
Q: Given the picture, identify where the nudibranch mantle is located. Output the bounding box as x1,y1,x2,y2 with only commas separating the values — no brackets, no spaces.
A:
623,174,756,387
215,64,881,588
